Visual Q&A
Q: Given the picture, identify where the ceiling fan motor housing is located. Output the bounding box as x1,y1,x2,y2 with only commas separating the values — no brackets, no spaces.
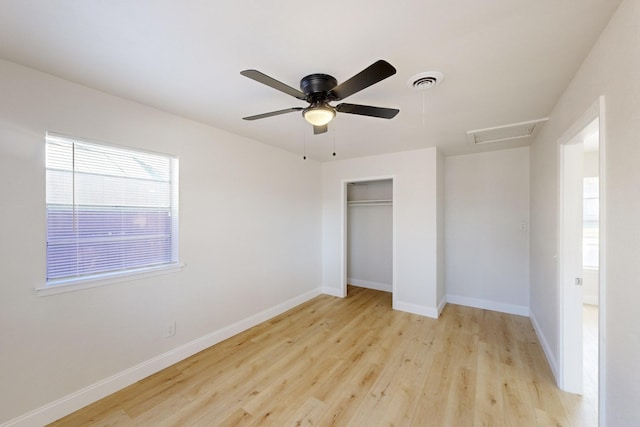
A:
300,74,338,102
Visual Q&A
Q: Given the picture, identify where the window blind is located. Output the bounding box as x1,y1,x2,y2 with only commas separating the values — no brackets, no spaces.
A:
45,133,179,284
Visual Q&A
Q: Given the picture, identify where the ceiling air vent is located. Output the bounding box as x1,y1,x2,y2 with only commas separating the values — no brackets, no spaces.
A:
466,118,549,145
407,71,445,90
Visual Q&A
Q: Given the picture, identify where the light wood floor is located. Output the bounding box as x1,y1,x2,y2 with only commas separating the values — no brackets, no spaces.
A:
49,287,592,426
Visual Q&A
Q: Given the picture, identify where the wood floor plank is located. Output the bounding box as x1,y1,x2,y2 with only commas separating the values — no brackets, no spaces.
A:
48,408,132,427
501,361,538,427
442,336,478,426
517,340,572,425
214,408,254,427
315,361,383,426
352,313,436,426
48,287,593,426
281,396,327,426
409,350,454,426
474,341,505,427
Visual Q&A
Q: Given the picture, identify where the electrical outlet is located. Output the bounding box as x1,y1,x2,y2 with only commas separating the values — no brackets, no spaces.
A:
166,321,176,338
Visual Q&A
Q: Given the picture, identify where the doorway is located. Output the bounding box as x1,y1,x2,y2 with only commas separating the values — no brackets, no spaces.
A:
343,178,394,300
558,97,605,424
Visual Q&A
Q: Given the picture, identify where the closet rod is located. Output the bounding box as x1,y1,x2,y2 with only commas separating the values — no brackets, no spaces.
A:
347,199,392,206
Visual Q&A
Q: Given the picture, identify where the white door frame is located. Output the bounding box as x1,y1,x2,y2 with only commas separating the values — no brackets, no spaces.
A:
340,175,396,300
557,96,606,424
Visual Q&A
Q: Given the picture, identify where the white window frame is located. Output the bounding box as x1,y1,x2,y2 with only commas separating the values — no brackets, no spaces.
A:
38,132,183,296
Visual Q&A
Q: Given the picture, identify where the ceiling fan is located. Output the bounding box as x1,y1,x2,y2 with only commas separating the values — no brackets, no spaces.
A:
240,60,400,135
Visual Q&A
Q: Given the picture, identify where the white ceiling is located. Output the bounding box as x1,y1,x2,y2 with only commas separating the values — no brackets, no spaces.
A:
0,0,621,161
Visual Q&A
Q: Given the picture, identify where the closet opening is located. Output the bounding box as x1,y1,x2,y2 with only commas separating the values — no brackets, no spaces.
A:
344,178,394,301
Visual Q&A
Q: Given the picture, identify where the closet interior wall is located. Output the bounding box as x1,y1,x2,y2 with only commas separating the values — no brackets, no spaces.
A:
347,179,393,293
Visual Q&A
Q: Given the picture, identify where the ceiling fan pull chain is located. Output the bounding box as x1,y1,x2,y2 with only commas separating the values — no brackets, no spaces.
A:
422,91,426,128
332,126,336,157
303,128,307,160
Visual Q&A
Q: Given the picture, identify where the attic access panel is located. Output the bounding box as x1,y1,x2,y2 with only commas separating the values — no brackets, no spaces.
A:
467,118,549,145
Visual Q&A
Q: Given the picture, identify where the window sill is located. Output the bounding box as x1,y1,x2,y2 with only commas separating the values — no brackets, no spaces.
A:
36,262,185,296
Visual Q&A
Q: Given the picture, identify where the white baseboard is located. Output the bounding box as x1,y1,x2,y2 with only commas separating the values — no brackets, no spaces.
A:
347,278,392,293
446,294,530,317
437,297,447,317
3,288,323,427
320,286,345,298
529,310,559,383
393,300,439,319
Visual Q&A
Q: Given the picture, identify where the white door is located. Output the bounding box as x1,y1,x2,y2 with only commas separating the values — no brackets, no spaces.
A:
559,140,585,394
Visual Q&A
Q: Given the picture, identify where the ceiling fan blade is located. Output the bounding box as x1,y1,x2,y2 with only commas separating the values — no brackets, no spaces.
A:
240,70,307,100
243,107,303,121
336,103,399,119
329,60,397,101
314,125,328,135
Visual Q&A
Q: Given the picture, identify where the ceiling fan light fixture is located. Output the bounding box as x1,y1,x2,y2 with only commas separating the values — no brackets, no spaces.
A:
303,104,336,126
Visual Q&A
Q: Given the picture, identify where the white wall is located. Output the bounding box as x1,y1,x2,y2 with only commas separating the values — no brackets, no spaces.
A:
0,59,322,424
529,0,639,423
445,147,530,315
321,148,444,317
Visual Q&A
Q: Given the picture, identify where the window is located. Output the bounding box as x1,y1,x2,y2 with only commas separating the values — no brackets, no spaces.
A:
583,176,599,269
45,133,179,289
